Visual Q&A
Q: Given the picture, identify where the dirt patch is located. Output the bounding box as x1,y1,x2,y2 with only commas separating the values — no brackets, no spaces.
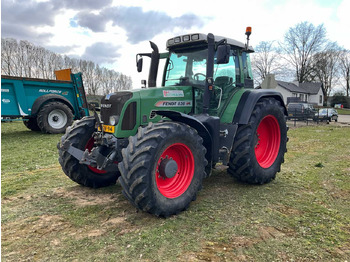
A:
327,243,350,257
322,180,350,200
53,186,118,207
2,215,71,241
185,236,260,261
2,194,34,204
183,226,294,261
2,212,138,262
274,204,303,216
71,216,135,240
258,226,286,241
2,214,73,260
194,240,254,262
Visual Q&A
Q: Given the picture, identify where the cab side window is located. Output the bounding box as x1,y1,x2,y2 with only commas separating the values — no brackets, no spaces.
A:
214,50,238,87
242,52,253,79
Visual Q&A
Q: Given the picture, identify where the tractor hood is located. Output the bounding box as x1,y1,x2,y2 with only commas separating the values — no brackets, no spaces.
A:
100,86,193,138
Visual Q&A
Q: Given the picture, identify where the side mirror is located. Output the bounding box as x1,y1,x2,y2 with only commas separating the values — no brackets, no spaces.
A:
137,57,143,72
216,45,230,64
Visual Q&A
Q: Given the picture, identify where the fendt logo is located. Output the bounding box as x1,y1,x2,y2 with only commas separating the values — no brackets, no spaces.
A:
155,101,192,107
101,104,112,108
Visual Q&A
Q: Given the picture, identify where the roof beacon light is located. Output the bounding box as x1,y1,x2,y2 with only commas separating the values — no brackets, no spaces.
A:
245,27,252,37
245,26,252,50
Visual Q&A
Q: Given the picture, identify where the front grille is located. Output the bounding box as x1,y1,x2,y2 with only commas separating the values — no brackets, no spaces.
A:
100,92,133,124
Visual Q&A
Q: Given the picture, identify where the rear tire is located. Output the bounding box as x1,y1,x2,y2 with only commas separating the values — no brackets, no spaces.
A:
118,122,207,217
58,117,119,188
23,117,41,131
37,102,73,134
228,98,287,184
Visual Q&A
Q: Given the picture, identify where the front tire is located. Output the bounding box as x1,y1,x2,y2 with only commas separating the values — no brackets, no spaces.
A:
228,98,287,184
118,122,207,217
58,117,119,188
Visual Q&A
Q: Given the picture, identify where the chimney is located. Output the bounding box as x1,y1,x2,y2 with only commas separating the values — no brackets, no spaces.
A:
261,74,277,89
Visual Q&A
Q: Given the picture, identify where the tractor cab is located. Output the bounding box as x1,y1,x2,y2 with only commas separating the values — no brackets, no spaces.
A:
137,32,254,117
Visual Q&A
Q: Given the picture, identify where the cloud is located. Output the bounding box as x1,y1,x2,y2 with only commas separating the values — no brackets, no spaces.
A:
82,42,121,64
2,0,57,27
1,0,58,45
46,44,80,54
1,22,54,45
1,0,113,44
75,11,109,32
53,0,112,10
74,6,205,44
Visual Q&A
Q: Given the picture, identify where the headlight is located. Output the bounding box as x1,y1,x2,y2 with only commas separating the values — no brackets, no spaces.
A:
109,115,119,126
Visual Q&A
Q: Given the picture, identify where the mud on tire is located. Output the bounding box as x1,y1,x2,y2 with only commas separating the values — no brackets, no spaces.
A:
58,116,119,188
118,122,207,217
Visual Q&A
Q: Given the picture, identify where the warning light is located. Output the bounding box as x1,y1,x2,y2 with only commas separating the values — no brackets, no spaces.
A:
246,27,252,36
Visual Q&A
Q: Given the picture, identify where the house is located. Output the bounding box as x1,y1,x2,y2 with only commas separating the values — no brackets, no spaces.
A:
260,74,324,106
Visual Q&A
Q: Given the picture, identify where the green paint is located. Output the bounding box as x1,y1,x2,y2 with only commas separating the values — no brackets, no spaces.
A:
114,86,193,138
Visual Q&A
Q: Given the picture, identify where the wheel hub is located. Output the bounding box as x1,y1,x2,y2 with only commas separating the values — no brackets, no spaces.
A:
155,143,195,199
158,157,178,179
48,109,67,129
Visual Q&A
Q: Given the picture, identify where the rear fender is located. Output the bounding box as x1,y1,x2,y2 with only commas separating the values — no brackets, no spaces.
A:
233,90,287,124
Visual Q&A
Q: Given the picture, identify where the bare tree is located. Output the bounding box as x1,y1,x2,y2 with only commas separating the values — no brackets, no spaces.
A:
280,21,327,83
339,49,350,97
251,41,282,85
116,73,132,91
1,38,18,75
311,42,342,101
1,37,132,94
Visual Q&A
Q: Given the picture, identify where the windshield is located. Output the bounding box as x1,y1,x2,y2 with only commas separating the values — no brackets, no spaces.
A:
164,48,236,87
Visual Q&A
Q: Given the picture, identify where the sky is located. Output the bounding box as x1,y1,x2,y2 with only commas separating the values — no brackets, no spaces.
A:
2,0,350,88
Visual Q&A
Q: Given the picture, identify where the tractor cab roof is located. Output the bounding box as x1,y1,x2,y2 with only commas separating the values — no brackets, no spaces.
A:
166,33,254,52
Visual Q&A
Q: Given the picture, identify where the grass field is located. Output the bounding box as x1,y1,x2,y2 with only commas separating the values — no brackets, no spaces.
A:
2,122,350,261
337,108,350,115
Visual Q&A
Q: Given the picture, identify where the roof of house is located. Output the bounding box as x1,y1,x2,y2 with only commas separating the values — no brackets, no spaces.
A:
277,81,323,95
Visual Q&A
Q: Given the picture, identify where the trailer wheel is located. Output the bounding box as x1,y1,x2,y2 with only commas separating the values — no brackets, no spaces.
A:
23,117,41,131
228,97,287,184
118,122,207,217
58,116,119,188
37,101,73,134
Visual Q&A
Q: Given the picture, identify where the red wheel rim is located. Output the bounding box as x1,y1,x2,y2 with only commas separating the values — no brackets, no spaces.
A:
85,137,107,174
255,115,281,168
155,143,194,199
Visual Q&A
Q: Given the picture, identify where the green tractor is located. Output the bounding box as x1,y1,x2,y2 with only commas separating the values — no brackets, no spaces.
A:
58,28,288,217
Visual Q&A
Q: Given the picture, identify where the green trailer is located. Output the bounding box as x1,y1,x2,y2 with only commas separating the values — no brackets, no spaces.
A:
58,29,288,217
1,70,89,133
